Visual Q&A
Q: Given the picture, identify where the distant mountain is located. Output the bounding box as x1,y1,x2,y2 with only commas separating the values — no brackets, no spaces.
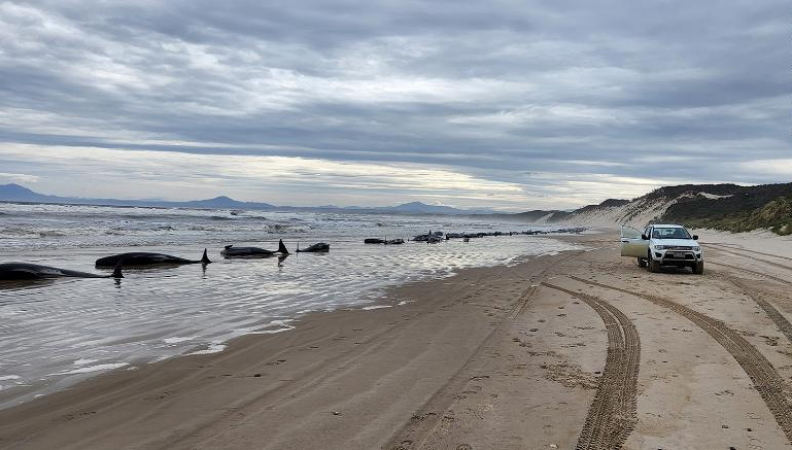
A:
0,184,485,216
0,184,60,203
383,201,492,215
181,196,274,209
0,184,264,210
7,182,789,233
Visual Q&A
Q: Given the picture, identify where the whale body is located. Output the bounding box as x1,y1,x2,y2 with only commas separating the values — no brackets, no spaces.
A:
0,262,123,280
221,240,289,258
296,242,330,253
96,249,210,268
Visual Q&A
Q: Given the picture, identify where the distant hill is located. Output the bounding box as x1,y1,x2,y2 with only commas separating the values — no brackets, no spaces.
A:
0,184,484,216
661,183,792,235
0,184,61,203
0,184,272,210
181,196,274,209
383,201,492,215
5,182,791,233
510,210,557,222
513,183,792,235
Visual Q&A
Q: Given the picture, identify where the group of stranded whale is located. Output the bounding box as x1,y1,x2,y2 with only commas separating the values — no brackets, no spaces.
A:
364,228,588,245
0,227,587,282
0,239,329,281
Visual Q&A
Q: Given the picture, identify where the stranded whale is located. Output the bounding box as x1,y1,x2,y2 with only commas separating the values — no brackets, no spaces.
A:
221,240,289,258
95,249,210,268
296,242,330,253
364,238,404,245
0,262,123,280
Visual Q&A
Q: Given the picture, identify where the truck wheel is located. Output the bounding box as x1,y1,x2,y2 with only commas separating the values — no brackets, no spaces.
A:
648,257,660,273
637,257,647,268
693,262,704,275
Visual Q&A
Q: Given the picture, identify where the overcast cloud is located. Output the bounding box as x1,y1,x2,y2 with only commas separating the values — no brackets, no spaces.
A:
0,0,788,210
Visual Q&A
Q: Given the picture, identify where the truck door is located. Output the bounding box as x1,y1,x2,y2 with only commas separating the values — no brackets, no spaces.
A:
620,225,649,258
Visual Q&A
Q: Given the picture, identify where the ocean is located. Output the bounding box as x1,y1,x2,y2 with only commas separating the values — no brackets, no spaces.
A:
0,202,578,408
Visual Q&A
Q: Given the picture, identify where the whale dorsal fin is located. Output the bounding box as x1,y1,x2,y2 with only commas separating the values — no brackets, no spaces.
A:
224,245,233,250
112,261,124,279
278,239,289,254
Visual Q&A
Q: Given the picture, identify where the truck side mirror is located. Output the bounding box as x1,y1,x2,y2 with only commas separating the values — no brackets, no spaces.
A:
692,235,699,240
641,234,649,240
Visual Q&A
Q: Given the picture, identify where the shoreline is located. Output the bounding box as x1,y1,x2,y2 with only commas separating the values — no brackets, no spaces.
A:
0,235,579,411
0,229,581,411
4,231,792,449
0,244,584,450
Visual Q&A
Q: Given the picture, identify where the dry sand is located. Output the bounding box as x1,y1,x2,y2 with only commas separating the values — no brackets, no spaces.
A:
2,232,792,449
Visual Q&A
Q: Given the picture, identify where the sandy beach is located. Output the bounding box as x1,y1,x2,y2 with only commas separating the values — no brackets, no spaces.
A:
1,0,786,448
3,232,792,449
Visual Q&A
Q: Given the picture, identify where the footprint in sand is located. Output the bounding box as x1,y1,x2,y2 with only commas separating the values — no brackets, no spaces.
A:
390,440,413,450
59,411,97,421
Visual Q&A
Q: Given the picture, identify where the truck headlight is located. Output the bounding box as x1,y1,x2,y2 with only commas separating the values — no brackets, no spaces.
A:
692,246,701,251
654,245,667,250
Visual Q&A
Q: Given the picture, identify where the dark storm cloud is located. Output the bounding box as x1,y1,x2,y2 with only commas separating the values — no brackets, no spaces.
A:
0,0,789,207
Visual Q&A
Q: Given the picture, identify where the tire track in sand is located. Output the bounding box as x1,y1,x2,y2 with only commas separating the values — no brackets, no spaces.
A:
709,261,791,286
728,277,792,345
707,243,792,263
569,275,792,445
508,284,539,319
708,245,792,273
542,283,640,450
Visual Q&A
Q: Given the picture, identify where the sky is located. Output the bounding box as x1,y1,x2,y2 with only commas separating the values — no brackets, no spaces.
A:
0,0,789,211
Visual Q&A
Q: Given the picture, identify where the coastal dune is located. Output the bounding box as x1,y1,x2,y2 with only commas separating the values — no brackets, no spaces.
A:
3,233,792,449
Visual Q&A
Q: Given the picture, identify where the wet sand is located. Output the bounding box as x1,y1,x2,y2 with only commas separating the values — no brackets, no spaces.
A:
3,233,792,449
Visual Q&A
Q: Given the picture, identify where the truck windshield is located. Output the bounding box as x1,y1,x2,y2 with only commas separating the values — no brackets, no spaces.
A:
652,227,692,239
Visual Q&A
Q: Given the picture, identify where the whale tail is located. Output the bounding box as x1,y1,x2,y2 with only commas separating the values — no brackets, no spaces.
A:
112,261,124,279
278,239,289,254
201,248,211,265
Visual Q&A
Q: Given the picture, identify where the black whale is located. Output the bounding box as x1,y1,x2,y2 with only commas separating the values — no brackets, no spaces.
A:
296,242,330,253
96,249,210,268
221,240,289,258
0,262,123,280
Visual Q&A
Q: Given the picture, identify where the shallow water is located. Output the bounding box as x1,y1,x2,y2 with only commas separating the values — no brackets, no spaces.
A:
0,202,578,408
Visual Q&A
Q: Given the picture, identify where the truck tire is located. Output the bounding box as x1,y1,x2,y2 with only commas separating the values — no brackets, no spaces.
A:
692,261,704,275
637,257,647,268
648,256,660,273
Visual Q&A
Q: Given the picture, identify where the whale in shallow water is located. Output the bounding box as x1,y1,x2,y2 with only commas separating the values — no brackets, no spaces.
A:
0,262,123,280
95,249,210,268
221,240,289,258
296,242,330,253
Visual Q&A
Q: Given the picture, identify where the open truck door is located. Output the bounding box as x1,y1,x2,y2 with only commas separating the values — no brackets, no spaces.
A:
620,225,648,258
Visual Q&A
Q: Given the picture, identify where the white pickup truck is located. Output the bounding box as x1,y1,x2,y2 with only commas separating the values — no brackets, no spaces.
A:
620,224,704,274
